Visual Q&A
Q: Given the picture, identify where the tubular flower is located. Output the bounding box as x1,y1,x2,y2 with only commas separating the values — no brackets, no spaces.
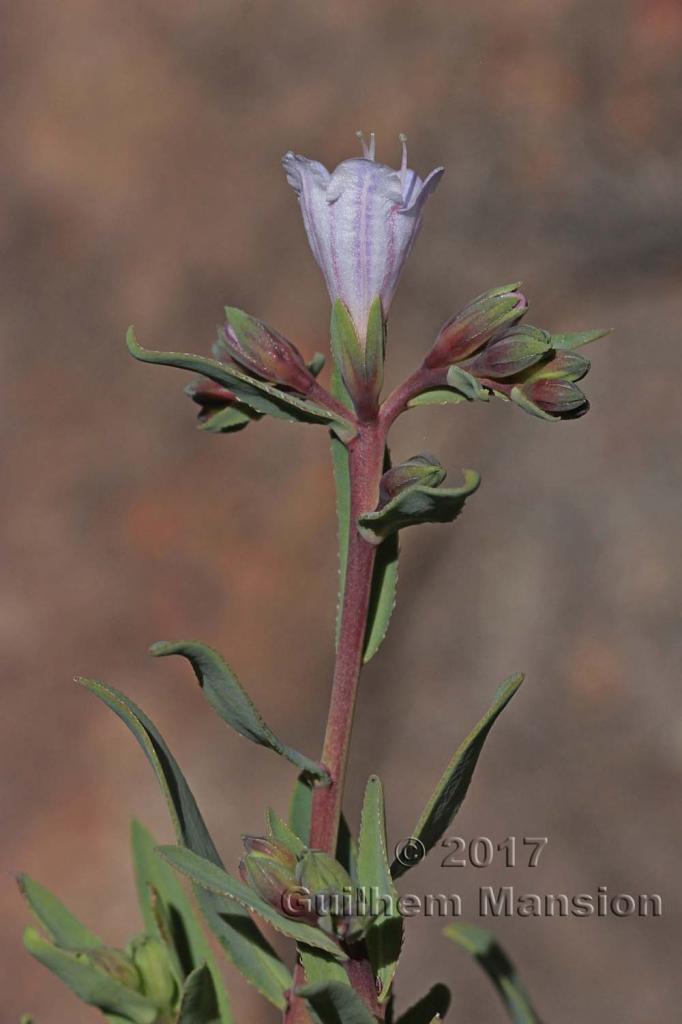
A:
283,133,444,344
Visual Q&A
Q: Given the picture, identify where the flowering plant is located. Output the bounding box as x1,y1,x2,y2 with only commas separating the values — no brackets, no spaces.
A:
19,134,608,1023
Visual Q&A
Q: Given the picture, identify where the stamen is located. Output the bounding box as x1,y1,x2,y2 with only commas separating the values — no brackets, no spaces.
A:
399,133,408,176
356,130,376,160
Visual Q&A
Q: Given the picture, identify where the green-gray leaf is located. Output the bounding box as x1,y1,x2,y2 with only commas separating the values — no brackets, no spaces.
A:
266,808,306,858
130,821,232,1022
158,846,346,960
444,923,541,1023
199,405,256,434
298,981,377,1024
127,328,355,439
289,774,314,845
78,677,290,1010
178,964,221,1024
358,470,481,544
18,876,102,951
23,927,157,1024
149,641,328,782
299,946,350,988
408,388,467,408
394,983,451,1024
330,373,397,662
357,776,402,1002
551,328,611,351
391,675,523,879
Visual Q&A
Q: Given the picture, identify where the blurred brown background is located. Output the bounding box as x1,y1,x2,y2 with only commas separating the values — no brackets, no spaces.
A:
2,1,681,1021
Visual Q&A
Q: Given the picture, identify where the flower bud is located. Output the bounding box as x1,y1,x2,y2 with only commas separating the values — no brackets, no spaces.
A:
471,325,551,379
379,455,446,505
295,850,354,912
524,349,590,382
217,308,315,395
425,285,528,369
84,947,142,991
242,834,298,871
129,936,177,1011
518,378,588,416
185,377,238,421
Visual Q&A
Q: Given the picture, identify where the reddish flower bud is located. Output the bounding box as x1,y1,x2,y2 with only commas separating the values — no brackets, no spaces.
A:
524,349,590,383
185,377,237,421
521,378,588,416
471,325,551,380
425,285,528,369
217,308,315,394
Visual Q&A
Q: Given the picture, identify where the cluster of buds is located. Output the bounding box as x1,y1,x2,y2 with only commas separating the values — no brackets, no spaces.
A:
423,284,603,418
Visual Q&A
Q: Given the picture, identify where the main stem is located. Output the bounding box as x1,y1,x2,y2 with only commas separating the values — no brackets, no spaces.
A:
309,420,386,855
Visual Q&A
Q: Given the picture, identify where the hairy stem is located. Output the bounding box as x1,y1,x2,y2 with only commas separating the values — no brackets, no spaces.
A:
309,421,386,854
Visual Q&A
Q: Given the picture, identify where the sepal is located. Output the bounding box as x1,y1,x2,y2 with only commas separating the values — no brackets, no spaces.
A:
218,307,316,395
330,298,385,418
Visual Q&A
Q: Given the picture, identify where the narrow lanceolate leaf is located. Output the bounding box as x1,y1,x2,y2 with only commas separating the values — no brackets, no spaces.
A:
199,405,256,434
330,368,397,663
408,387,468,408
391,675,523,879
551,328,611,351
358,470,481,545
177,964,221,1024
126,329,355,440
130,821,232,1023
357,776,403,1003
299,946,350,988
158,846,346,960
149,641,328,783
363,532,399,662
77,677,291,1010
394,983,451,1024
17,876,102,951
298,981,377,1024
290,774,314,845
23,928,157,1024
444,923,541,1023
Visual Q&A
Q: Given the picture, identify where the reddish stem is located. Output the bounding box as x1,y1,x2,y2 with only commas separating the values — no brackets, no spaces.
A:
309,421,386,854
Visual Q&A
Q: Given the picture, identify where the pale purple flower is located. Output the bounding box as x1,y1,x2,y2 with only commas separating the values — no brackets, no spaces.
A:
283,133,444,344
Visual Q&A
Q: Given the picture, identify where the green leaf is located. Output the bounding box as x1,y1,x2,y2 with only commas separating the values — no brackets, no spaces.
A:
446,365,490,402
158,846,346,959
177,964,221,1024
394,984,451,1023
266,808,306,858
149,640,328,783
17,876,102,951
78,677,291,1010
551,328,611,351
198,405,256,434
130,821,233,1023
329,371,398,663
444,923,541,1023
126,328,355,439
290,774,314,845
358,469,481,544
408,388,467,408
298,981,377,1024
299,946,350,988
23,927,157,1024
363,532,399,662
391,675,523,880
357,776,403,1002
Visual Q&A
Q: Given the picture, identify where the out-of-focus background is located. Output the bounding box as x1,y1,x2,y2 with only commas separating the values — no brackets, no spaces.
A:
2,1,681,1021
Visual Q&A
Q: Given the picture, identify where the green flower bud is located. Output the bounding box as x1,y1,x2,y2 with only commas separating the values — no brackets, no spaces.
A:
129,936,177,1011
83,946,142,991
379,455,446,505
471,325,551,379
425,285,528,368
295,850,353,902
240,851,300,915
523,349,590,383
